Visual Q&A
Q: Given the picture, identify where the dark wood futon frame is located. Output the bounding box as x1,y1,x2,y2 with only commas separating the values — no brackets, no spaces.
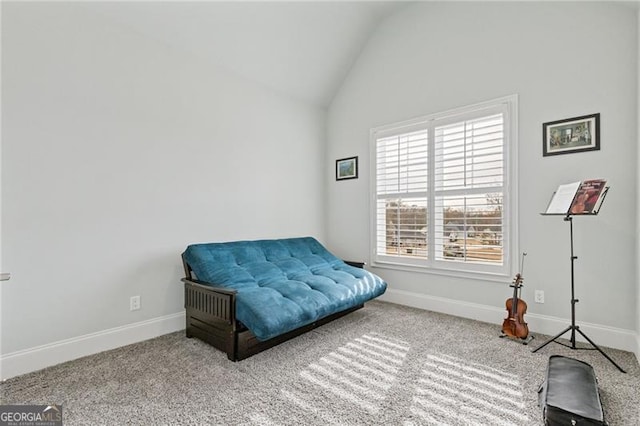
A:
182,255,365,361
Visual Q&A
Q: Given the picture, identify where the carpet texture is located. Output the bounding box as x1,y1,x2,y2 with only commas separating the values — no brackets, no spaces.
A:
2,301,639,425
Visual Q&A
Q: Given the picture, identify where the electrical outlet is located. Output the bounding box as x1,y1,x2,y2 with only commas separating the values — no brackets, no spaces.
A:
534,290,544,304
130,295,141,311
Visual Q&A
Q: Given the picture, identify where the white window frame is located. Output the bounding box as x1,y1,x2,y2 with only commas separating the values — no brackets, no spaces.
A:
369,95,518,280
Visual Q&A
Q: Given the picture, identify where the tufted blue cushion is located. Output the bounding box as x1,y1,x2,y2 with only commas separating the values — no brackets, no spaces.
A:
183,237,387,341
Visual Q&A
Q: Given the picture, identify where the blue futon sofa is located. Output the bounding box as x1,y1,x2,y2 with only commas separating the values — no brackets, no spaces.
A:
181,237,387,360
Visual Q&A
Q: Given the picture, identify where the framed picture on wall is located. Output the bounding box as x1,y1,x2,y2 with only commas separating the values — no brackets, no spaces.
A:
336,156,358,181
543,113,600,157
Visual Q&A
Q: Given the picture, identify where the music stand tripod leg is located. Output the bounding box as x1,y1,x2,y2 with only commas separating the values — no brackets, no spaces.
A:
531,325,572,353
574,327,626,373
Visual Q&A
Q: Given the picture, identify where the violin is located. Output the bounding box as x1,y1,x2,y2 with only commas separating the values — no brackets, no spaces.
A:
502,253,529,339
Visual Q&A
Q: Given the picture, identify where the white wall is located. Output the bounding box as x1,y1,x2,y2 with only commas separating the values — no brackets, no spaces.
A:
327,2,637,347
1,3,325,376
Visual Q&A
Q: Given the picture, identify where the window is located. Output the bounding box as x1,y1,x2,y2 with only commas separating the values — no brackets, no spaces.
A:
371,96,517,277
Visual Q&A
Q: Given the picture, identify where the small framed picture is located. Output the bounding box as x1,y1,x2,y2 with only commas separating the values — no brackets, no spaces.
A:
543,113,600,157
336,156,358,181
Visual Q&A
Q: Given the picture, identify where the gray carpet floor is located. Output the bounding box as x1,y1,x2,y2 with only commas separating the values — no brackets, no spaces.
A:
1,301,639,425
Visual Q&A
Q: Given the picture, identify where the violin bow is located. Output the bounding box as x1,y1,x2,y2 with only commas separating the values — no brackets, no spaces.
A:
517,252,527,297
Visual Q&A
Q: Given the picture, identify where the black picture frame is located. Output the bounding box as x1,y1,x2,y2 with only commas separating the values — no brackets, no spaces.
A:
543,113,600,157
336,156,358,181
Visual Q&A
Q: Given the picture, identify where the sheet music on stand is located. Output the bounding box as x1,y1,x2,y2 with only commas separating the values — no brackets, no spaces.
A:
542,179,608,216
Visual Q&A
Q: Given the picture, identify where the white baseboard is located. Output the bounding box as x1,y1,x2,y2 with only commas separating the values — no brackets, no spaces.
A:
1,312,185,381
2,295,636,380
379,288,638,353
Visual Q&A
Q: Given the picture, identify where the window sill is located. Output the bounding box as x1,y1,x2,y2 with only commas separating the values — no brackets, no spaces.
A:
370,260,510,284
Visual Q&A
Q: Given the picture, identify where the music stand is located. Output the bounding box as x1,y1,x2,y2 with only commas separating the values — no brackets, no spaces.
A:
532,185,625,373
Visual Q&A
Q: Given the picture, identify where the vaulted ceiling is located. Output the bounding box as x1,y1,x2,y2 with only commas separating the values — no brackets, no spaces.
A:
82,2,407,108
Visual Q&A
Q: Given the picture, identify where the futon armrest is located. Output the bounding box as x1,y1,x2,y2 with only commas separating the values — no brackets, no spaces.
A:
182,277,238,327
181,277,238,296
343,260,366,269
